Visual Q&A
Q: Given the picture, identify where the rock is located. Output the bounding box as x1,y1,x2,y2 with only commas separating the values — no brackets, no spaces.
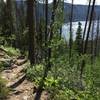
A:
17,55,25,59
15,91,22,95
23,96,28,100
0,53,4,56
11,64,18,68
15,59,27,66
4,70,12,73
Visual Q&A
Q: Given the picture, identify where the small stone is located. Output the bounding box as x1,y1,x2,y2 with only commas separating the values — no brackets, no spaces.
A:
4,70,12,73
11,64,18,68
23,96,28,100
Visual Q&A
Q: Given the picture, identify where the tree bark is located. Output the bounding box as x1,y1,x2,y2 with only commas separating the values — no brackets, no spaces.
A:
80,0,96,79
91,19,94,65
27,0,35,65
94,17,99,57
69,0,74,58
45,0,48,64
82,0,91,53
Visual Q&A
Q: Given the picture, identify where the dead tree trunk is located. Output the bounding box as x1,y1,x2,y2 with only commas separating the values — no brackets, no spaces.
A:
94,17,99,57
45,0,48,64
27,0,35,65
82,0,91,53
91,19,95,65
80,0,96,79
69,0,73,58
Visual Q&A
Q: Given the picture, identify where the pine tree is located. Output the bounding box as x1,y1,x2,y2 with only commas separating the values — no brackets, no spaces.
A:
75,22,82,55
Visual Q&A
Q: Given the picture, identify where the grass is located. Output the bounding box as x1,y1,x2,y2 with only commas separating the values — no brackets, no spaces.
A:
0,77,9,100
0,46,20,57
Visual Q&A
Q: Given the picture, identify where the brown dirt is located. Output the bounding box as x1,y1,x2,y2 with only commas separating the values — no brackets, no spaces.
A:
0,52,49,100
7,80,34,100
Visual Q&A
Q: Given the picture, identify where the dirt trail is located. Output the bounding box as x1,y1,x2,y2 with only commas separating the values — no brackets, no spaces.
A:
0,49,49,100
7,80,34,100
1,57,34,100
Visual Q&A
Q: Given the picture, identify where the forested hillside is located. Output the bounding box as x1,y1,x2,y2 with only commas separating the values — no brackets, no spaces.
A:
0,0,100,100
16,1,100,22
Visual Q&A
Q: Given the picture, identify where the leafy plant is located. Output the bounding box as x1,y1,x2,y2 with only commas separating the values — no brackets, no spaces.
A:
0,77,9,100
26,64,44,85
0,46,20,56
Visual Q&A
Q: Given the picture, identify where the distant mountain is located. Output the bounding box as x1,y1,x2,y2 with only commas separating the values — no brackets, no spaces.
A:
64,3,100,22
16,1,100,22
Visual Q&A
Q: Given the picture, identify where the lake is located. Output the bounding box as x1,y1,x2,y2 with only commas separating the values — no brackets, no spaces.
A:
62,21,99,41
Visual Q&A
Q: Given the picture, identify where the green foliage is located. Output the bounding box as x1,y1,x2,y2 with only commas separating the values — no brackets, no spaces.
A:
53,88,100,100
18,28,29,53
0,62,4,72
25,14,100,99
0,1,99,99
0,46,20,57
0,60,12,71
93,57,100,88
0,36,5,45
26,64,44,85
0,34,16,47
26,53,100,99
45,76,59,88
0,61,11,71
0,77,9,99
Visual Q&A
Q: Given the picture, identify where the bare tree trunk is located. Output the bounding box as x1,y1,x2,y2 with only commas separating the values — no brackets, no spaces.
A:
84,0,96,54
80,0,96,79
82,0,91,53
20,0,25,31
15,2,19,48
91,19,94,65
27,0,35,65
94,17,99,57
45,0,48,64
47,0,59,68
6,0,13,35
69,0,73,58
59,0,64,39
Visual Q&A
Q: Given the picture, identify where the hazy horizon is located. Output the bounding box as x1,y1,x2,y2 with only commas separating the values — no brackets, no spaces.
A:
3,0,100,5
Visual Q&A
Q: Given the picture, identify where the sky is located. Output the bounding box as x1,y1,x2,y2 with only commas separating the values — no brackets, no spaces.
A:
66,0,100,5
38,0,100,5
3,0,100,5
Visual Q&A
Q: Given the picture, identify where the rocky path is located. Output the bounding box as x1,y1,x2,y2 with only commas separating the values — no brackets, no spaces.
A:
1,56,34,100
0,48,49,100
7,80,34,100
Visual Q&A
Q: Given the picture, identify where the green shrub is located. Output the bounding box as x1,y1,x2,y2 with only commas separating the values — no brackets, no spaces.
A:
0,59,12,71
0,77,9,99
0,62,4,71
26,64,59,88
26,54,100,100
0,46,20,56
53,88,100,100
26,64,44,85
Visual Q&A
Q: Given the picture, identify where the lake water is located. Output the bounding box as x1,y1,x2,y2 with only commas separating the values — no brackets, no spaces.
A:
62,21,99,41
